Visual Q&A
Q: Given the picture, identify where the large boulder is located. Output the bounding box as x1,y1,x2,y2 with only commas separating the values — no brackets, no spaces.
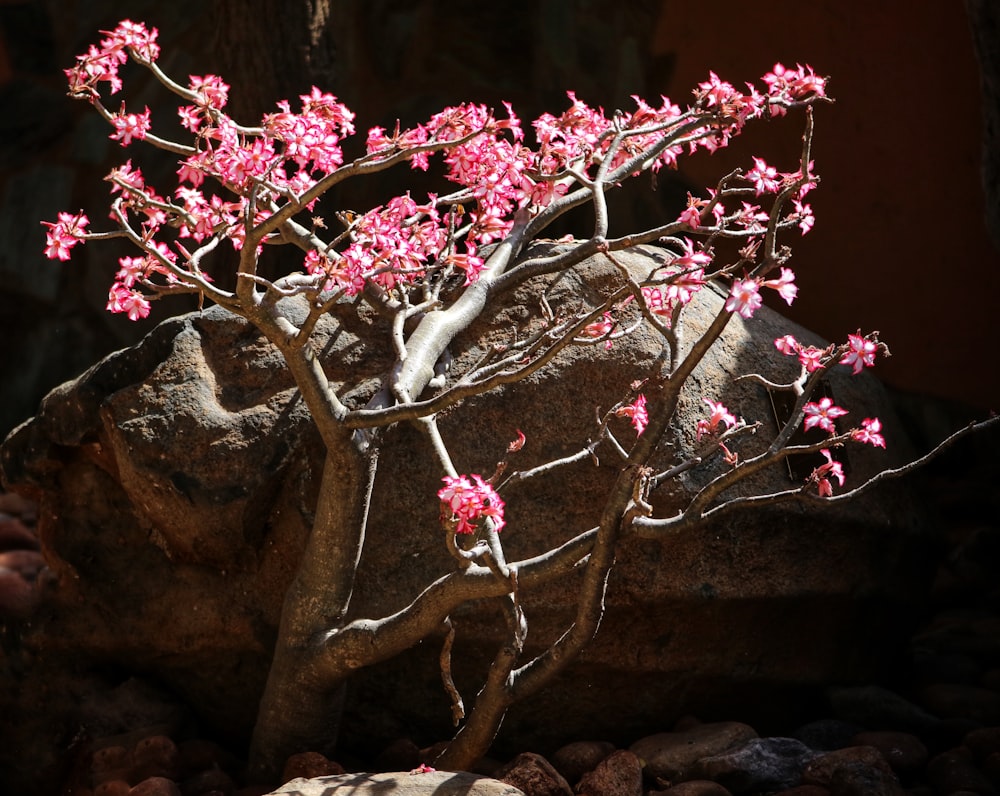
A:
0,245,929,761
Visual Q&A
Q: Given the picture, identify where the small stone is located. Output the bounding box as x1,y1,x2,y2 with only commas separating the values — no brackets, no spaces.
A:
692,737,816,793
630,721,758,782
0,549,45,580
575,749,641,796
650,781,733,795
770,787,831,796
0,515,38,551
921,683,1000,724
802,746,903,796
550,740,616,786
281,751,344,783
850,731,927,778
496,752,572,796
92,745,134,786
131,736,180,782
925,749,997,795
128,777,182,796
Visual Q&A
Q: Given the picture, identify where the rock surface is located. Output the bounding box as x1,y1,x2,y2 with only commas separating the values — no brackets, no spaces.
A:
267,771,524,796
1,246,931,770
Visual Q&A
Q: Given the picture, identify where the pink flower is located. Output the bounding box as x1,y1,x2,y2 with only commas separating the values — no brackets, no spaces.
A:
840,333,878,375
725,278,762,319
810,448,845,497
583,311,615,349
746,157,780,195
803,396,848,434
851,417,886,449
616,394,648,436
797,346,828,373
110,105,151,146
697,398,737,440
438,474,505,535
792,199,815,234
762,267,798,306
189,74,230,109
42,211,90,261
672,237,713,270
106,282,150,320
774,334,800,356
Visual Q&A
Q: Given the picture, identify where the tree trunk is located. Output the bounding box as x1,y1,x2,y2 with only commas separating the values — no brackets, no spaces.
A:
247,439,378,782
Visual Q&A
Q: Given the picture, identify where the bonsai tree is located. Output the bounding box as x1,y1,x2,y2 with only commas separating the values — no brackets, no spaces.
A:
39,19,995,782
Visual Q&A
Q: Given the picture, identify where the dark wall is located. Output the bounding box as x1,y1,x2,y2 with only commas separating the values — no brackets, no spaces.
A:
1,0,996,443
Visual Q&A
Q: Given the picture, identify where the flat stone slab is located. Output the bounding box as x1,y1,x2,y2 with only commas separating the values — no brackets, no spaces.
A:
267,771,525,795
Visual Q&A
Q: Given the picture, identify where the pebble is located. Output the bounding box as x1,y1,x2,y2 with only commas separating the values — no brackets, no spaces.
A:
801,746,903,796
629,721,758,782
496,752,572,796
575,749,642,796
690,737,816,793
550,740,616,786
281,751,344,782
850,730,928,779
127,777,182,796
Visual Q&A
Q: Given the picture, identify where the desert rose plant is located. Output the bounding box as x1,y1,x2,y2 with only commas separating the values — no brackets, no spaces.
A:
41,19,994,783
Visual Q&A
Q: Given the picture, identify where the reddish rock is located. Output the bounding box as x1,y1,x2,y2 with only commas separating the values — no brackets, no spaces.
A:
92,745,134,787
497,752,573,796
630,721,758,782
0,548,45,580
0,515,38,551
132,736,180,782
550,740,616,786
95,782,133,796
0,250,928,764
850,731,928,778
128,777,182,796
575,749,642,796
281,751,344,783
802,746,903,796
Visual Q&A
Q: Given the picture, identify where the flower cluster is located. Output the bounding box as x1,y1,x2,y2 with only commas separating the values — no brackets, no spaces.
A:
438,475,506,535
773,332,881,376
42,211,89,261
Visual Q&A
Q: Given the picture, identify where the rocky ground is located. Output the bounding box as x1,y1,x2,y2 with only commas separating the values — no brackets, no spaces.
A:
1,395,999,796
